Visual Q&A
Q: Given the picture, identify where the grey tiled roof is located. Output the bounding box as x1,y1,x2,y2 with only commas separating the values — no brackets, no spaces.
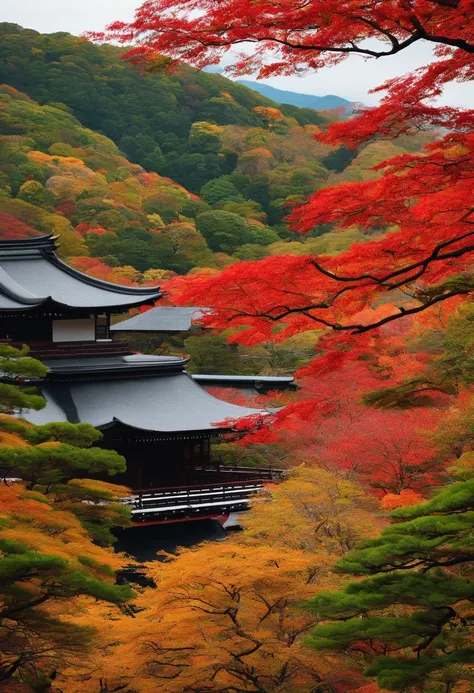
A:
0,234,160,311
111,306,208,332
23,355,265,434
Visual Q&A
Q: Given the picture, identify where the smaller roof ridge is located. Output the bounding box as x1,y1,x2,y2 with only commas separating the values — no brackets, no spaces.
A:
44,354,190,380
0,232,58,250
48,252,162,297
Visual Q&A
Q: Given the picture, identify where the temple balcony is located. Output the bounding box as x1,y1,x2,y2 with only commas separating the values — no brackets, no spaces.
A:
125,480,266,525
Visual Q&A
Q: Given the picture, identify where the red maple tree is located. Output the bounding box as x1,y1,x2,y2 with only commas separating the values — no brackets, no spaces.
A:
0,212,42,240
100,1,474,341
226,351,447,495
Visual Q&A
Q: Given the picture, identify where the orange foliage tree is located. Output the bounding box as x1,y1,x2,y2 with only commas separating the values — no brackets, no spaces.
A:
240,466,383,555
0,482,132,686
61,467,383,693
0,364,133,688
252,106,285,123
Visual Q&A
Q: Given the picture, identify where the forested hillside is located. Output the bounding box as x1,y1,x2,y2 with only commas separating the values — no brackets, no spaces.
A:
0,83,351,279
0,23,435,280
0,84,214,275
0,22,326,196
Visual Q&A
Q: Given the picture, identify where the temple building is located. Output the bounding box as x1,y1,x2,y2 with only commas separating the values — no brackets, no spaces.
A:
0,234,281,493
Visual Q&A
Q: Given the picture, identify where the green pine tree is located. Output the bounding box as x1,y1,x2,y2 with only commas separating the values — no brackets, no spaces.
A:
305,462,474,692
0,350,134,687
0,347,130,546
0,344,47,414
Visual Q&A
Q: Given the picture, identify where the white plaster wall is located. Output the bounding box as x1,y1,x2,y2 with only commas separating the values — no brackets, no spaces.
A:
52,318,95,343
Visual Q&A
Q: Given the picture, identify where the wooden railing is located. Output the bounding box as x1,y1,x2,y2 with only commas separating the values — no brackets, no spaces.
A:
189,464,285,484
124,479,273,523
131,479,262,508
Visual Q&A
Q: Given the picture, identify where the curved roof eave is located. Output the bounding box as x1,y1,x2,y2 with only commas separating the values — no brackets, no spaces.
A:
0,232,58,249
48,252,161,299
0,234,162,310
96,416,234,435
0,294,161,313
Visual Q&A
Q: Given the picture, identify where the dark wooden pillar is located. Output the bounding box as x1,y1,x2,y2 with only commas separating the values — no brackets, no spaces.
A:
136,455,143,491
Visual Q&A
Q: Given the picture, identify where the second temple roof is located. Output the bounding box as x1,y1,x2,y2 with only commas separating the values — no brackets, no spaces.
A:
22,355,267,436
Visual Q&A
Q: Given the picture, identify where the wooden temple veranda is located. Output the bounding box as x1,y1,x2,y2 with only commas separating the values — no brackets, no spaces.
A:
0,234,289,525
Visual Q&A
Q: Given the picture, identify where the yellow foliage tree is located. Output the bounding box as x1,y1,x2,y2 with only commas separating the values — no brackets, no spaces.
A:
61,468,383,693
65,542,333,693
242,467,382,557
253,106,285,123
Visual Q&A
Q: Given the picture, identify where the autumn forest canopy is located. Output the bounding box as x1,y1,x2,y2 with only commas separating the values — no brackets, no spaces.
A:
1,1,474,692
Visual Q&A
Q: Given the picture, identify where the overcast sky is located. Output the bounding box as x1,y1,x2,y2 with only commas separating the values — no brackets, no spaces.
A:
3,0,473,107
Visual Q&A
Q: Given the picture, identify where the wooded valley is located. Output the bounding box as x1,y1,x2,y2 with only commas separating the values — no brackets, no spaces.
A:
0,2,474,692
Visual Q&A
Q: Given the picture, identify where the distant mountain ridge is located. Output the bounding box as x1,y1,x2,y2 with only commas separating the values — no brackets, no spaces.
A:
237,80,352,111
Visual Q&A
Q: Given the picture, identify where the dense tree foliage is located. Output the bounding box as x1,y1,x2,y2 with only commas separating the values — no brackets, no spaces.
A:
307,463,474,691
0,344,47,415
0,480,132,686
0,82,215,274
58,467,383,693
0,418,128,545
0,364,134,688
1,3,474,691
0,24,434,279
